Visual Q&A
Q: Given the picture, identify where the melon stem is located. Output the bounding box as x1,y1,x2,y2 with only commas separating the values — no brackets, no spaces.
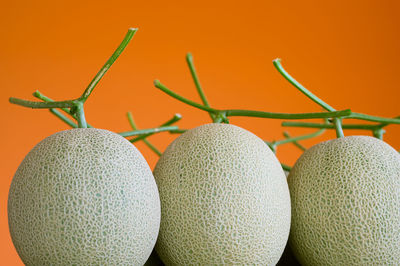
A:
169,129,187,134
333,118,344,138
282,121,382,130
119,126,179,138
273,128,325,147
272,58,345,138
9,97,75,109
74,101,87,128
79,28,138,102
49,109,78,128
273,59,335,112
33,90,94,128
127,111,162,156
153,80,352,120
130,113,182,143
347,113,400,124
272,59,400,136
9,28,138,129
265,127,325,158
186,53,216,122
283,131,306,151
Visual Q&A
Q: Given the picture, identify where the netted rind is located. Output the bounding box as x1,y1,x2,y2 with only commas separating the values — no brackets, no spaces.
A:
8,128,161,266
288,136,400,266
154,123,291,265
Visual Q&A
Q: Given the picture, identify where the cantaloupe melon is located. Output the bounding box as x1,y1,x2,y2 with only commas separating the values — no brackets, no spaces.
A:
288,135,400,265
153,123,291,265
8,128,161,265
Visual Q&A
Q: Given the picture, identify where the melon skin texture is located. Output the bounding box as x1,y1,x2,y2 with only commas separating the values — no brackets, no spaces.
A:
8,128,161,265
153,123,291,265
288,136,400,265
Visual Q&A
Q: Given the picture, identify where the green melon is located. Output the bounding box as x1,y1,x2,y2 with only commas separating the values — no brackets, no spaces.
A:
153,123,291,265
8,128,161,265
288,135,400,265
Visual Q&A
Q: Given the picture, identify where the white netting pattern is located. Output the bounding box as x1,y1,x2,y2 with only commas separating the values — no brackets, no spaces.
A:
288,136,400,266
8,128,160,266
154,123,291,265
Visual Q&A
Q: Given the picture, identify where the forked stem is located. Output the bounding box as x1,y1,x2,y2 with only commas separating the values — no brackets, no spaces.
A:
33,90,93,128
154,80,352,120
49,109,78,128
130,113,182,143
283,131,306,151
273,58,344,138
9,28,138,129
127,112,162,156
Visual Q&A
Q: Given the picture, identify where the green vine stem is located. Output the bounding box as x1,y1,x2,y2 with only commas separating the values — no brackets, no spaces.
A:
283,121,385,140
224,109,350,120
272,128,325,149
371,115,399,139
346,113,400,124
130,113,182,143
9,97,89,129
9,28,138,129
273,58,344,138
264,128,325,171
283,131,306,151
154,80,352,120
186,53,215,122
9,98,74,109
79,28,138,102
127,112,162,156
170,129,187,134
265,128,325,154
73,101,87,128
333,118,344,139
273,59,335,111
119,126,179,138
282,121,381,130
283,114,400,140
281,121,397,132
34,90,75,114
273,58,400,136
49,109,78,128
154,80,216,113
376,115,400,127
33,90,93,128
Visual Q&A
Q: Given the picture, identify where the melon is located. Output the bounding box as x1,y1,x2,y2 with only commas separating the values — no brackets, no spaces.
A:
288,136,400,265
8,128,161,265
153,123,291,265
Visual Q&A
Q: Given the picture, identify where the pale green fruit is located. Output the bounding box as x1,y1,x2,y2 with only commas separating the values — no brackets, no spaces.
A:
288,136,400,265
154,123,291,265
8,128,161,265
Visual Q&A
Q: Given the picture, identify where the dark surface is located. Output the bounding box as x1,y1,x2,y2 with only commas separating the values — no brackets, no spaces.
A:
144,249,163,266
277,243,301,266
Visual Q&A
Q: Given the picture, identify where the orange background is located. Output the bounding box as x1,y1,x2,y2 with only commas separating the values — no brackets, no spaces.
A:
1,1,400,264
